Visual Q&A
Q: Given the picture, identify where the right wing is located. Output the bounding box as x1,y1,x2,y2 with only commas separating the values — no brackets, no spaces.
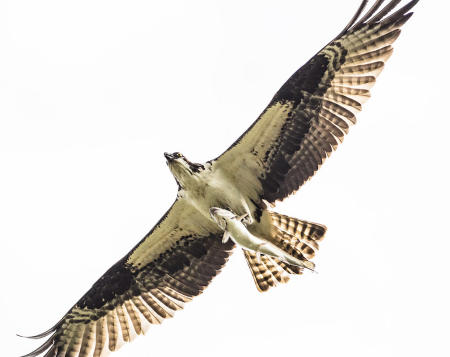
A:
20,198,235,357
214,0,418,205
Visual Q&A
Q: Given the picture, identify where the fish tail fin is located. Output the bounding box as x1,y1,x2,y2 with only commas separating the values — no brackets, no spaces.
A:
243,211,327,292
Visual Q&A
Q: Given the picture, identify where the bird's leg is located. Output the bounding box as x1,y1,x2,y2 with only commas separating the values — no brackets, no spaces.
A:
236,211,253,225
222,231,230,243
236,213,252,225
239,200,254,225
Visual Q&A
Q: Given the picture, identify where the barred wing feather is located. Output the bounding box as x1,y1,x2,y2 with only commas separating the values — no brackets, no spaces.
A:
215,0,418,204
19,1,420,355
20,199,234,357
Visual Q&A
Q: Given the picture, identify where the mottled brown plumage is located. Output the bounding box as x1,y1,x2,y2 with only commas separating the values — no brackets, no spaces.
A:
20,1,418,356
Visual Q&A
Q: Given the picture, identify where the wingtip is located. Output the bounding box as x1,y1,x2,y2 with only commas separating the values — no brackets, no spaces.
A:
337,0,369,38
339,0,420,39
16,321,60,340
17,334,55,357
17,333,40,339
16,330,53,340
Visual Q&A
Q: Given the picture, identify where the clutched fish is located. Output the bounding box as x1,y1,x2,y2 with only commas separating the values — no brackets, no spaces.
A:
209,207,315,272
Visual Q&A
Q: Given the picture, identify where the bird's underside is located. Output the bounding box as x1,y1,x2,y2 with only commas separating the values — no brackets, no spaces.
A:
20,1,419,357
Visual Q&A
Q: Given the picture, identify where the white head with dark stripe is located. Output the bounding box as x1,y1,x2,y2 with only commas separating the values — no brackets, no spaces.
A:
164,152,205,189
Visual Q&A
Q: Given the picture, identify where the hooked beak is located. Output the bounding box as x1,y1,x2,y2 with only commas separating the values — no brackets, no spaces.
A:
164,152,174,162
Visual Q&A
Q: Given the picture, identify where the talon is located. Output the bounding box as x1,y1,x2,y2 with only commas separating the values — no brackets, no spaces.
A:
222,232,230,243
237,213,253,225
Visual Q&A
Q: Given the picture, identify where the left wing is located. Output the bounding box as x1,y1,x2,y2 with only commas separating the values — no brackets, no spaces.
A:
214,0,418,205
20,199,234,357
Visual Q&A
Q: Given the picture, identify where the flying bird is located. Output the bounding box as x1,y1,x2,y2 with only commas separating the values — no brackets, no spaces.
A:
20,1,419,356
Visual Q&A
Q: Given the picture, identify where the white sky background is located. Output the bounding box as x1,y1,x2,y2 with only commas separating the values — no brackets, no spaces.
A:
1,1,448,356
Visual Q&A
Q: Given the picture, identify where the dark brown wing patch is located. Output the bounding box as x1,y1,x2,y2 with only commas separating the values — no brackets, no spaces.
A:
215,1,418,206
261,1,417,203
21,236,234,357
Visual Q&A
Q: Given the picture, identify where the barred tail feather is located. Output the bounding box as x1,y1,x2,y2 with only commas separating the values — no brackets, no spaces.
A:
243,211,327,292
269,212,327,257
243,250,291,292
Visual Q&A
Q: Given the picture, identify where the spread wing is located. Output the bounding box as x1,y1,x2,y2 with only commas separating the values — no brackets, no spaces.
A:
214,0,418,204
20,198,234,357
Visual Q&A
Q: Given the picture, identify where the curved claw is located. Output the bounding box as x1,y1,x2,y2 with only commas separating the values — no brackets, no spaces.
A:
222,232,230,243
237,213,253,225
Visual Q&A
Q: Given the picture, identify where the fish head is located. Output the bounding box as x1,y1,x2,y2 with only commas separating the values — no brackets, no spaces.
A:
209,207,236,230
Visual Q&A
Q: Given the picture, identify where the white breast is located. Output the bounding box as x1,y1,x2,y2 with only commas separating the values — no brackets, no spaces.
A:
183,167,252,222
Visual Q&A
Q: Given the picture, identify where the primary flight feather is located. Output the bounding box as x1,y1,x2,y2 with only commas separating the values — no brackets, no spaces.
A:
20,1,419,356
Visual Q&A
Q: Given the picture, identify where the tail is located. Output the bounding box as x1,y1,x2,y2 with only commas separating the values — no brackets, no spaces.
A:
243,211,327,292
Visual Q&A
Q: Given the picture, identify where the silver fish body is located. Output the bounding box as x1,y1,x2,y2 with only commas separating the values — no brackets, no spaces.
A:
209,207,314,271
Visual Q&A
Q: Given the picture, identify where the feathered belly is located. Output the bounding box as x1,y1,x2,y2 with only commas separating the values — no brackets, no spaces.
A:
185,173,254,224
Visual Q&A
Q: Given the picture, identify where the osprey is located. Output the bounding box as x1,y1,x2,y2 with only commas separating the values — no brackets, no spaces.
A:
21,1,418,356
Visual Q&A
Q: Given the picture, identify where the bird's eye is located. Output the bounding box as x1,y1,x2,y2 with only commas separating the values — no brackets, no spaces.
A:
173,152,182,158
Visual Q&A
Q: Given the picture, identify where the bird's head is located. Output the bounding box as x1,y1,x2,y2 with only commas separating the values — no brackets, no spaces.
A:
164,152,205,189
